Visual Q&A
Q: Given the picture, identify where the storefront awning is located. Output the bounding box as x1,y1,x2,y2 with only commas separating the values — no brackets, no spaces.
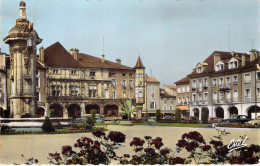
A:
177,106,189,111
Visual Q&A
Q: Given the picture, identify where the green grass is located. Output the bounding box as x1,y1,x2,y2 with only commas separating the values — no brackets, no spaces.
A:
95,122,209,128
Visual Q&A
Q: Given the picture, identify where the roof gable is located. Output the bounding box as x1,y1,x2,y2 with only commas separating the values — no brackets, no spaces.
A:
134,56,145,69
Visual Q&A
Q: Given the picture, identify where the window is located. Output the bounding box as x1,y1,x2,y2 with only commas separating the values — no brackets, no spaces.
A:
257,72,260,81
182,86,185,93
169,105,173,110
36,77,40,88
70,85,80,96
36,92,40,101
163,105,167,110
197,67,202,73
52,69,59,74
177,87,181,93
192,94,196,103
182,97,186,104
204,93,208,102
198,79,202,89
212,78,217,87
233,90,238,102
233,75,238,84
186,86,190,92
213,92,217,103
109,72,115,77
51,85,60,96
129,74,133,77
89,85,97,98
136,73,143,78
36,69,39,76
198,93,202,103
112,79,116,87
122,73,126,76
257,88,260,97
226,90,231,102
151,91,155,98
71,70,77,75
112,91,116,99
178,97,181,104
219,78,224,88
135,88,143,98
129,80,133,88
122,79,126,88
90,71,96,76
245,89,251,98
105,89,109,99
192,80,196,88
187,96,190,104
244,73,251,83
229,60,238,69
216,63,224,71
203,78,208,87
219,91,224,103
123,91,126,98
226,77,231,87
150,102,156,109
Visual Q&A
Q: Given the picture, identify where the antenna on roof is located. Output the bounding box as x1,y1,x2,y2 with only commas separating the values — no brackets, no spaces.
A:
103,35,105,55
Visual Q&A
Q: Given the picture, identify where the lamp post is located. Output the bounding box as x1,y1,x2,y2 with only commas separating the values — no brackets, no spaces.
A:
254,50,258,119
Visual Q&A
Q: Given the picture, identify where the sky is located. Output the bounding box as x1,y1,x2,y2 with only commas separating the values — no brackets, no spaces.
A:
0,0,259,85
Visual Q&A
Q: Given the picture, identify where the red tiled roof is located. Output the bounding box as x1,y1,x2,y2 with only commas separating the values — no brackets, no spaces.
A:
146,77,160,83
44,42,82,68
134,56,145,69
78,53,133,70
166,85,176,90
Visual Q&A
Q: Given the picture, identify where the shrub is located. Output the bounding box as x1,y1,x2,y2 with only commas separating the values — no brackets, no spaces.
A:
201,107,209,124
156,109,161,122
175,109,182,123
91,109,96,123
0,124,12,133
42,116,55,133
158,119,176,123
86,117,94,128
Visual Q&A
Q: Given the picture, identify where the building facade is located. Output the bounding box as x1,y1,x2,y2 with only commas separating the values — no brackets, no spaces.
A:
175,50,260,120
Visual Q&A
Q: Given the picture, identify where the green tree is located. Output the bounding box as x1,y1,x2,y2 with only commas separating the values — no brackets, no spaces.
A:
156,109,161,122
91,109,96,123
201,107,209,124
42,116,55,133
175,108,182,123
49,109,55,118
119,99,136,120
86,117,94,129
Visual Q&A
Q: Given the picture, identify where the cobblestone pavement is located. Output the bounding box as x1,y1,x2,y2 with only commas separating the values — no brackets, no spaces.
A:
0,126,259,164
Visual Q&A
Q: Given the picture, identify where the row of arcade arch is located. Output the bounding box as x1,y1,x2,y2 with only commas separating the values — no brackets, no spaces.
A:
192,105,260,119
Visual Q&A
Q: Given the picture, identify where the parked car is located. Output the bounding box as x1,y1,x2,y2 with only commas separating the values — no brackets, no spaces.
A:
208,117,222,124
163,116,172,120
182,116,201,124
220,115,252,124
247,116,260,126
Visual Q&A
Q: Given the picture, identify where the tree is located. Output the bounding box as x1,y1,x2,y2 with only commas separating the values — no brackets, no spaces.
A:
49,109,55,118
119,99,136,120
42,116,55,133
91,109,96,123
175,108,182,123
156,109,161,122
201,107,209,124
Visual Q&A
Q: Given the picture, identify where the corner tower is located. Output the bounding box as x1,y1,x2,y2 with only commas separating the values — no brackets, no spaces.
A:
3,1,42,118
134,56,145,119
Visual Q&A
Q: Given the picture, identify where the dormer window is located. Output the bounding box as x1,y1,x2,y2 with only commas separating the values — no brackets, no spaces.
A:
197,67,202,73
228,58,238,69
216,62,224,71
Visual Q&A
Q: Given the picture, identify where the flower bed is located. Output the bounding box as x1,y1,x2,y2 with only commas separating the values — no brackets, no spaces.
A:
216,123,260,128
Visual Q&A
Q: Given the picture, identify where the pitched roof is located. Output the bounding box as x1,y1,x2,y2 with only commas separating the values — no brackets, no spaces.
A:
166,85,176,90
134,56,145,69
44,42,82,68
146,77,160,83
175,76,190,85
78,53,133,70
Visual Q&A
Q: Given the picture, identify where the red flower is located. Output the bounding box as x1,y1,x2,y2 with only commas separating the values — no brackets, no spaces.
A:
130,137,145,147
160,148,170,156
176,139,187,148
144,147,156,156
123,154,130,158
92,130,106,138
201,145,211,151
210,140,223,148
108,131,126,143
144,136,152,140
62,145,74,157
150,137,163,150
169,157,185,164
134,147,143,153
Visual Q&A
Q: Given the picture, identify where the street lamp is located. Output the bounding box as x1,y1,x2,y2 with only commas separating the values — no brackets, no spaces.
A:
253,50,259,119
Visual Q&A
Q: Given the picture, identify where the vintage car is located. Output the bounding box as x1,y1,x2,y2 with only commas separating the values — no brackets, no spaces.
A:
220,115,252,124
208,117,222,124
247,116,260,126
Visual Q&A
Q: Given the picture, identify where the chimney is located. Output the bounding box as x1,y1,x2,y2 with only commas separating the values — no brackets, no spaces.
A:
69,48,74,56
214,53,221,66
231,51,234,57
116,58,121,64
73,48,79,61
249,49,258,62
101,55,105,63
39,46,44,62
242,54,246,67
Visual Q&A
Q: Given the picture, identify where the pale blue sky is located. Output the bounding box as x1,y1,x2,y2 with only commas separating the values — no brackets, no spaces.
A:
1,0,259,85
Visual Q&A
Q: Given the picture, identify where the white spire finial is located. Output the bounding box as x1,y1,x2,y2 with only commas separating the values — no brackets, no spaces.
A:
19,1,26,19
